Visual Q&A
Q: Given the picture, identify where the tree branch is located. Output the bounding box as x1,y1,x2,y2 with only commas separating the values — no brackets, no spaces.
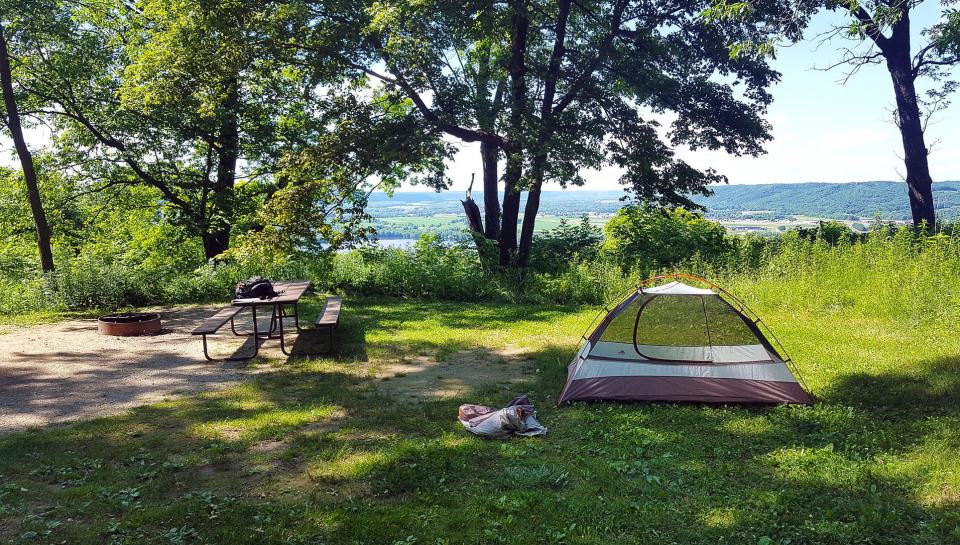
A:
553,0,630,115
363,37,504,147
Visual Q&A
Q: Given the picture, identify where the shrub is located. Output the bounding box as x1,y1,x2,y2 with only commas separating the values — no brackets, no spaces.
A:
721,226,960,325
529,216,603,274
602,205,731,270
52,259,133,311
323,234,496,301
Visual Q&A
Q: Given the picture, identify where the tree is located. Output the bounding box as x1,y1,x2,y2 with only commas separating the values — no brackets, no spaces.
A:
825,0,959,227
230,90,451,259
311,0,786,268
0,21,54,272
3,0,440,261
1,0,317,259
528,216,603,273
715,0,959,227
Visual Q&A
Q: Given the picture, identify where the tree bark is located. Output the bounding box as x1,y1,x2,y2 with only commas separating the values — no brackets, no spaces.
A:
500,162,522,266
461,174,484,233
517,0,571,267
884,11,936,228
480,140,501,240
499,0,529,267
204,81,240,259
0,24,55,272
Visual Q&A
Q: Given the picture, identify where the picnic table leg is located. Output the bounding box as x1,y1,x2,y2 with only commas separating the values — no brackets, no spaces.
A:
229,308,254,337
275,303,305,332
282,302,307,332
292,302,308,332
233,306,261,360
201,334,216,361
204,307,261,361
267,306,279,338
278,303,294,356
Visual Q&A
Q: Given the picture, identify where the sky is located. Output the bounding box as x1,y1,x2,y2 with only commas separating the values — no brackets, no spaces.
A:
429,3,960,193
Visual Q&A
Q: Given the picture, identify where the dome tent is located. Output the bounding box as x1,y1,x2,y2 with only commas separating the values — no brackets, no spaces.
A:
558,274,813,405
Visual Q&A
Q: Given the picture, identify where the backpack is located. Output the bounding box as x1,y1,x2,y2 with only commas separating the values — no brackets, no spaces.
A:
235,276,279,299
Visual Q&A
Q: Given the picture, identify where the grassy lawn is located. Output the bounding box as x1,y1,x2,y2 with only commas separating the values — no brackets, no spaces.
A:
1,296,959,544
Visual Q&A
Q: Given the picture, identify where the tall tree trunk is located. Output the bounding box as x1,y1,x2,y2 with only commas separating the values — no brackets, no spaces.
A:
885,11,935,228
517,186,541,267
480,140,501,240
499,0,529,267
0,24,54,272
473,40,502,242
500,160,523,266
204,81,240,259
517,0,571,267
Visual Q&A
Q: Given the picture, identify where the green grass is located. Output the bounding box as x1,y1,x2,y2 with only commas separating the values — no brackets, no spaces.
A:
0,309,104,328
1,293,959,544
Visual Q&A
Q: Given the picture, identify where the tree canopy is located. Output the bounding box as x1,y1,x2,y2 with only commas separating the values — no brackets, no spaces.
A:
289,0,792,266
1,0,801,276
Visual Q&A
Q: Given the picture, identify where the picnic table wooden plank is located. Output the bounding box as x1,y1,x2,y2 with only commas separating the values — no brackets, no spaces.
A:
315,296,342,327
197,279,319,361
191,306,243,336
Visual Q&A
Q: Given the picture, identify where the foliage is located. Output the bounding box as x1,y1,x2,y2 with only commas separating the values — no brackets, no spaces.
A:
322,0,792,266
320,235,494,301
0,0,449,262
528,216,603,274
602,205,731,270
7,194,960,316
721,226,960,326
793,220,864,245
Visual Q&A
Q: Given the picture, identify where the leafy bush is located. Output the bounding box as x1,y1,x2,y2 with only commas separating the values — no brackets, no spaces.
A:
529,217,603,273
526,260,635,305
793,220,865,245
322,234,497,301
602,205,731,269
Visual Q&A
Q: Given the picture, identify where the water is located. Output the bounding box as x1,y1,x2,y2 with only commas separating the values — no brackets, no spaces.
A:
376,238,421,249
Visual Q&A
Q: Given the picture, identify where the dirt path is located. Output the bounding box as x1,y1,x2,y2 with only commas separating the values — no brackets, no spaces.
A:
0,307,541,434
374,347,538,402
0,306,281,434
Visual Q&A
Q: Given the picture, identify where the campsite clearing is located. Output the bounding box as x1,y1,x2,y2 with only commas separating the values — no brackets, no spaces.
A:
0,297,958,544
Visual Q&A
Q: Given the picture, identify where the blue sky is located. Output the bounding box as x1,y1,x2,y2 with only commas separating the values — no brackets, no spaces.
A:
433,3,959,192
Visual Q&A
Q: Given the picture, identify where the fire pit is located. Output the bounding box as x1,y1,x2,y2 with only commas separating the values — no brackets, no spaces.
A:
97,313,162,336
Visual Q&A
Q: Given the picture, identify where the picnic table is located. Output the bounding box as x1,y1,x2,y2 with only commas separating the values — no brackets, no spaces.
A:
191,280,341,361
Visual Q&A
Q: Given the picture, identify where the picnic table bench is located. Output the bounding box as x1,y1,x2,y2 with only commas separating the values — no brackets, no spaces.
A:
315,296,342,345
191,280,342,361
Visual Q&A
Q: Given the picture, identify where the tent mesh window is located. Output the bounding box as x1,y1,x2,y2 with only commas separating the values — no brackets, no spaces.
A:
595,294,772,364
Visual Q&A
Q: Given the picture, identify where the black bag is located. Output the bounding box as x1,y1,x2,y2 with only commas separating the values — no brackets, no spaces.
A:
235,276,279,299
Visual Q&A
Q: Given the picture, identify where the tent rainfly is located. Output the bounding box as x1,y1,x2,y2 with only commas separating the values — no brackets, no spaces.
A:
558,275,813,405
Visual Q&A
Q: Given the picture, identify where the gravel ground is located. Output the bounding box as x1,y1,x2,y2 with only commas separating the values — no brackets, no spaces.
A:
0,306,285,434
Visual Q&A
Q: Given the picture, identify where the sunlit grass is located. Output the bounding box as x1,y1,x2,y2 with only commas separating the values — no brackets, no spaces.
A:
1,269,960,543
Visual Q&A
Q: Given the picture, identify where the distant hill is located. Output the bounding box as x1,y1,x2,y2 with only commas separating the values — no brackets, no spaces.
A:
692,181,960,221
370,181,960,222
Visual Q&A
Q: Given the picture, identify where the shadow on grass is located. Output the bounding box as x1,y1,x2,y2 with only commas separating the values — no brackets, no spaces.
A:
823,355,960,417
1,299,959,544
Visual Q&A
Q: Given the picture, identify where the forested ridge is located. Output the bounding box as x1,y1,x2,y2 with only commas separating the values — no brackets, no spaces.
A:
366,181,960,223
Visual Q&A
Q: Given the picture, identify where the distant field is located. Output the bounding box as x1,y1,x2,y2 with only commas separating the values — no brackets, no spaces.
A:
373,214,613,240
372,213,868,240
